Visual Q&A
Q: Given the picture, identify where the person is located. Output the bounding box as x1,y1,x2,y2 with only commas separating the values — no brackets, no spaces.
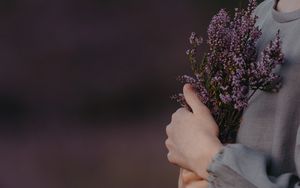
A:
165,0,300,187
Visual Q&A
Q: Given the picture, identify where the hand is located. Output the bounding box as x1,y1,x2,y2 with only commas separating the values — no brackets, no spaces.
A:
179,168,209,188
166,84,224,179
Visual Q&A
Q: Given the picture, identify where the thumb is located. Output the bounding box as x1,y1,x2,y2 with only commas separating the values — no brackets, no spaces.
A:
183,84,205,115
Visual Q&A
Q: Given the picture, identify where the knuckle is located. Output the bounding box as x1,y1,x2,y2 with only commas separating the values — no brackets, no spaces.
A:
165,139,171,148
167,152,171,160
166,125,171,135
172,108,188,120
176,107,187,114
167,153,174,163
171,112,177,120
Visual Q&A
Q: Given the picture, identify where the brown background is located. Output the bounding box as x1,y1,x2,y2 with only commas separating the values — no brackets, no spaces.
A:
0,0,262,187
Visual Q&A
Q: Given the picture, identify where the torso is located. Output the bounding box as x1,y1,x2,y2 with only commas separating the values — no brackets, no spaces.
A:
236,0,300,176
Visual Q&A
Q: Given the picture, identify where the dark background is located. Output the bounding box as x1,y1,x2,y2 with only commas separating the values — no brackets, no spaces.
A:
0,0,262,188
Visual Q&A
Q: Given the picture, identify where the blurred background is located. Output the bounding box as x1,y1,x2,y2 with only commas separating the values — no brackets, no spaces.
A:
0,0,262,188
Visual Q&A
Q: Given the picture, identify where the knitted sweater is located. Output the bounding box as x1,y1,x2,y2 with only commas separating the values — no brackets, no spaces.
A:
207,0,300,187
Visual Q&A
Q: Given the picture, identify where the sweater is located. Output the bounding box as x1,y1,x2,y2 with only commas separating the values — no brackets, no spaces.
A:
207,0,300,187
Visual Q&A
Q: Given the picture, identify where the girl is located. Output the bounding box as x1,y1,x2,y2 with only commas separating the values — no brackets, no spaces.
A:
165,0,300,187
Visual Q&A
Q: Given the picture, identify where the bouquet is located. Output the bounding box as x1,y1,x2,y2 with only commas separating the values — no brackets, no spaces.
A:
172,0,284,144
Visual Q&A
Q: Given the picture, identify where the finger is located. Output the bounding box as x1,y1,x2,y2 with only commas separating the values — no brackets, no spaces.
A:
165,139,172,149
182,169,203,184
176,107,190,114
173,107,190,120
166,125,171,136
167,152,175,164
178,168,184,188
167,153,184,168
186,180,209,188
183,84,206,115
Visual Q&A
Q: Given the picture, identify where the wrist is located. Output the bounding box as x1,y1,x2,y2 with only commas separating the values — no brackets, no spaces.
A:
210,141,224,159
193,140,224,179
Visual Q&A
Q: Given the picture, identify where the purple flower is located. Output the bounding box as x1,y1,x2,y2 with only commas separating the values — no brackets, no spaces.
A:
172,0,284,143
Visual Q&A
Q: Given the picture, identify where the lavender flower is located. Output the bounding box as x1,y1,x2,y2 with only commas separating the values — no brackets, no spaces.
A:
172,0,284,143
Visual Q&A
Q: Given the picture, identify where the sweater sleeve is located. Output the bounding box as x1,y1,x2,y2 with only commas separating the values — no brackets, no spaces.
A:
206,143,300,188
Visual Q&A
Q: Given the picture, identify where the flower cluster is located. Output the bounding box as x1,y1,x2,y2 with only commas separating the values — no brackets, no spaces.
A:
172,0,284,143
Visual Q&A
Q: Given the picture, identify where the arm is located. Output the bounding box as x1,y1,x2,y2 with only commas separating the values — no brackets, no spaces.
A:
166,85,300,188
207,142,300,188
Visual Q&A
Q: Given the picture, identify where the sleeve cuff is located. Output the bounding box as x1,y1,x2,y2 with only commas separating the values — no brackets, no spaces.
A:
206,144,227,183
205,143,271,188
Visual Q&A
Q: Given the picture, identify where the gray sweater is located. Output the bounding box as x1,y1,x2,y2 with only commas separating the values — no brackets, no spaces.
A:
207,0,300,187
